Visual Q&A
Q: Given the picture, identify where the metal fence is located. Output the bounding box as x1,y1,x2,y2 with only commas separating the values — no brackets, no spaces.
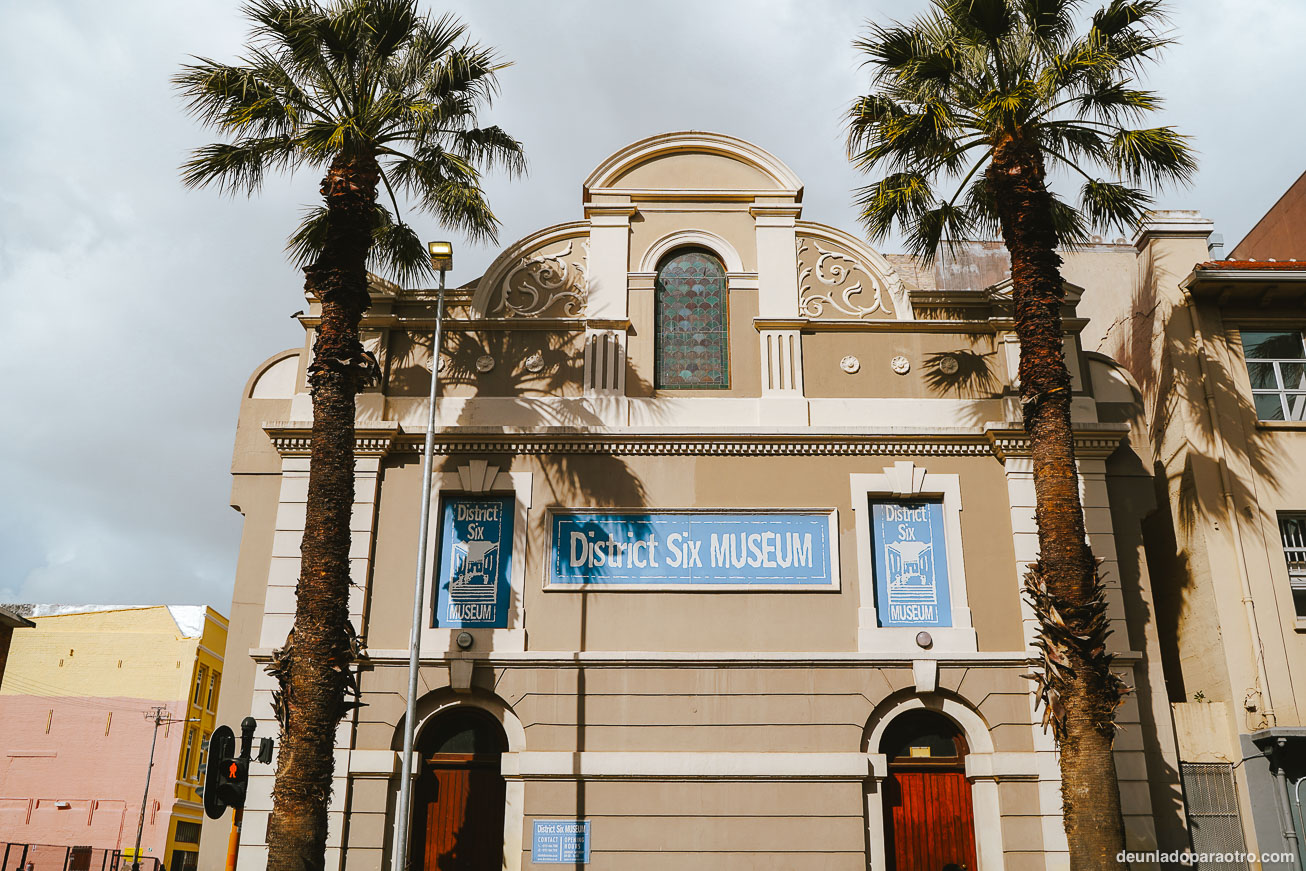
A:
0,844,161,871
1181,762,1251,871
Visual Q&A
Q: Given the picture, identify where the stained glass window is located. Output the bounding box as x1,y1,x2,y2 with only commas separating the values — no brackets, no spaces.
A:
655,249,729,389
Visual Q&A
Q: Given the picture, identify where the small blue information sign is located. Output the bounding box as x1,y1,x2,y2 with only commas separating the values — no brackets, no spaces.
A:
547,510,838,589
435,495,514,628
871,500,952,627
531,820,590,864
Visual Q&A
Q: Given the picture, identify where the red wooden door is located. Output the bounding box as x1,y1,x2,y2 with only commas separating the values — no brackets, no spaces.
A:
415,755,506,871
883,767,978,871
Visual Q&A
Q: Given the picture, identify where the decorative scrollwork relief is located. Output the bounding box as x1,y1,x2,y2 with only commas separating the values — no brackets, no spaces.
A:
489,239,589,318
796,237,899,319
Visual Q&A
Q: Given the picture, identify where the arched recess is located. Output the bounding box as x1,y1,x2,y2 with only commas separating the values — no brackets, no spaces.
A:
639,229,745,275
244,348,302,399
393,689,527,871
583,130,803,197
863,693,1004,871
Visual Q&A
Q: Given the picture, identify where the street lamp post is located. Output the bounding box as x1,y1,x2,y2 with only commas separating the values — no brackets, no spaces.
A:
392,241,453,871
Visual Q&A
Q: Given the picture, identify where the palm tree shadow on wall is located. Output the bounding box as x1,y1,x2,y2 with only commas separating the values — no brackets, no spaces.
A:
914,277,1205,850
395,316,663,866
1102,252,1285,703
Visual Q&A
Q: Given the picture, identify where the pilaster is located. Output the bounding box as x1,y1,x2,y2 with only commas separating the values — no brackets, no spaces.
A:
583,205,637,320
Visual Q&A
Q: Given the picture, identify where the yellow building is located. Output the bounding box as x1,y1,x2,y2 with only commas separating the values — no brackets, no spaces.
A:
0,605,228,871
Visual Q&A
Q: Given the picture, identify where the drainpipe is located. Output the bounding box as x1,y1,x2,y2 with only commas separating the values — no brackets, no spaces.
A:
1178,288,1275,729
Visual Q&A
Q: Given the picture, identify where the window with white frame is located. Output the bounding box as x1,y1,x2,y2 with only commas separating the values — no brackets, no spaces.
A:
1242,330,1306,421
1280,514,1306,618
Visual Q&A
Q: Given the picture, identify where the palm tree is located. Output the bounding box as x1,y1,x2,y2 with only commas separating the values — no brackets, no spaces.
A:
847,0,1192,865
175,2,524,867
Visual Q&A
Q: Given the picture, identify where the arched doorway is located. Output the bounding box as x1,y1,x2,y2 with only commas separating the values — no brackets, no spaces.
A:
880,709,978,871
411,706,508,871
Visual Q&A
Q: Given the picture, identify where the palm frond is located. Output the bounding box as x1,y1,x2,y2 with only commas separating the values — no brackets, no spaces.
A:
451,127,526,176
854,172,936,241
1048,190,1090,246
941,0,1015,43
1018,0,1081,50
180,137,298,193
906,201,973,263
1092,0,1167,39
1110,126,1197,187
287,202,434,286
1076,80,1159,121
1079,179,1151,234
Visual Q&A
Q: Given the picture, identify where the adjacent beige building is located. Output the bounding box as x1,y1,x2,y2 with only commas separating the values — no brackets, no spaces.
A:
1080,205,1306,868
205,132,1193,871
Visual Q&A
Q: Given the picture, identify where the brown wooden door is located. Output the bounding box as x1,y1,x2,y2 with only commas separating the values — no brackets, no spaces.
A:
878,709,978,871
415,755,506,871
883,767,978,871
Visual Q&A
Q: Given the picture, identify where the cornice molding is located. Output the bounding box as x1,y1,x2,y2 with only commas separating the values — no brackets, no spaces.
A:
261,423,1127,462
985,425,1128,461
264,423,399,457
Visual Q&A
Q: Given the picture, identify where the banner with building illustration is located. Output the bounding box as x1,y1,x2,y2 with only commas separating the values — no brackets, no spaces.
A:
548,510,838,590
435,495,514,628
871,500,952,627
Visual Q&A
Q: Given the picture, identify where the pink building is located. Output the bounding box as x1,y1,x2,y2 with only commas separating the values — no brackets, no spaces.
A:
0,605,228,871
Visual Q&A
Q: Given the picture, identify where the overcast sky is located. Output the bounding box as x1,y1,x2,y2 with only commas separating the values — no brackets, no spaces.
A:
1,0,1303,613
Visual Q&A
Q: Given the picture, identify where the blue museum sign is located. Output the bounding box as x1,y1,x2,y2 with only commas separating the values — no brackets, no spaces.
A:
532,820,591,864
435,495,514,628
548,510,838,589
872,500,952,626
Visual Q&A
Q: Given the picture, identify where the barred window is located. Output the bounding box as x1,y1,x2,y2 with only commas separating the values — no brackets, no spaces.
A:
192,666,206,706
655,249,729,389
1280,514,1306,617
1242,330,1306,421
174,821,201,844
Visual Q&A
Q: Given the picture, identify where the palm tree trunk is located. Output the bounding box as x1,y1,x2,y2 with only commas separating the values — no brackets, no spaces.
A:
986,136,1128,869
266,153,378,871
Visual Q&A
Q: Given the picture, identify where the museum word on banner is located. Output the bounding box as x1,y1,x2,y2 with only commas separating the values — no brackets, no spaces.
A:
435,494,514,628
871,500,952,627
548,510,839,590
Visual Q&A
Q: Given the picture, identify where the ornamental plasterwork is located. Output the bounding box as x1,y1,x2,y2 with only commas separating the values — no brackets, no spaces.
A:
795,234,904,320
482,238,589,318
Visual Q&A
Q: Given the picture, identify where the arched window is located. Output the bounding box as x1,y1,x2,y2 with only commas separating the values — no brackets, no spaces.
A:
655,248,729,389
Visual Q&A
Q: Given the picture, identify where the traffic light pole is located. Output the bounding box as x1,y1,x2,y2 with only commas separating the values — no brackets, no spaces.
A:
224,718,256,871
225,809,243,871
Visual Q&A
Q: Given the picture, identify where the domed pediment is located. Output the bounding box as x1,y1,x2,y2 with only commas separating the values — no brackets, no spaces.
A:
584,131,803,199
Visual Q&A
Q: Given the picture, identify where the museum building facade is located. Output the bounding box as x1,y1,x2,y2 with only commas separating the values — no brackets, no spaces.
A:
202,132,1189,871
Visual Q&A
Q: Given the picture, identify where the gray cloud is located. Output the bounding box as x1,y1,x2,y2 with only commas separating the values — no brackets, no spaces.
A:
1,0,1302,611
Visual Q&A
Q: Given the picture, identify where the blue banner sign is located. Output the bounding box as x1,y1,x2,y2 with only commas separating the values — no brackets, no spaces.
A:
548,510,838,589
872,500,952,626
532,820,590,864
435,495,514,628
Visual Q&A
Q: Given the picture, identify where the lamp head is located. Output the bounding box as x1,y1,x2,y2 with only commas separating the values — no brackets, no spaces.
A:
427,240,453,272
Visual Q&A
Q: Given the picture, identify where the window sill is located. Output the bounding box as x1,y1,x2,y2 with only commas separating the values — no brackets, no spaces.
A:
1256,420,1306,430
1294,618,1306,633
